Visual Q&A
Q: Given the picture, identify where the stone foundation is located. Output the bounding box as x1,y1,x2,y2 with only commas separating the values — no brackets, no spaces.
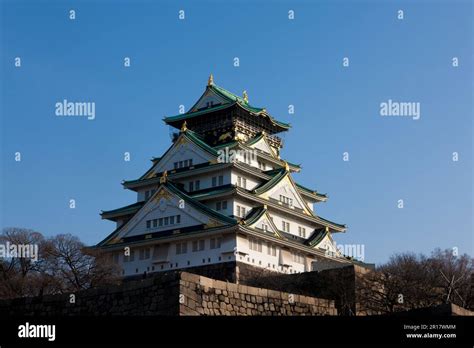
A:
0,271,337,316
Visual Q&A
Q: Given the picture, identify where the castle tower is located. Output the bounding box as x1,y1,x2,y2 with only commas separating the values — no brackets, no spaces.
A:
96,76,352,280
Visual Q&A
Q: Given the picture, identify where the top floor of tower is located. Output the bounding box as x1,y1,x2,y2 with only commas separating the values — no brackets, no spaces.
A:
163,75,290,152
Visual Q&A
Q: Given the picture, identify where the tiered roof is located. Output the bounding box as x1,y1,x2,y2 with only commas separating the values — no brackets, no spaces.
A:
98,76,347,259
164,76,290,133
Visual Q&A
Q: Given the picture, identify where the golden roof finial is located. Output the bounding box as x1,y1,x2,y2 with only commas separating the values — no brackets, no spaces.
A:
325,226,330,233
284,161,290,172
208,74,214,86
160,170,168,184
242,90,248,103
180,121,187,132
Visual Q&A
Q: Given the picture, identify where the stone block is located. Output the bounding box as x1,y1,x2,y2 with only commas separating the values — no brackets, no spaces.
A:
199,276,214,288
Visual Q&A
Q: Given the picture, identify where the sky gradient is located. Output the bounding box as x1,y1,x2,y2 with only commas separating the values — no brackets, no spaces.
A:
1,0,472,263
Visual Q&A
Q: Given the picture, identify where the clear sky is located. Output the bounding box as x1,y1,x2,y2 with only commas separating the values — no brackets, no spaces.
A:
1,0,472,263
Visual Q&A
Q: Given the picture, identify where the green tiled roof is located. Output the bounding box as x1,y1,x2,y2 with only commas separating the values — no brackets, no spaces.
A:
97,180,237,246
295,183,327,200
164,103,234,124
211,84,264,113
166,181,237,225
183,129,219,156
137,129,218,180
245,133,265,146
164,84,290,130
243,206,266,225
306,228,328,247
253,168,287,195
101,201,145,220
188,184,236,199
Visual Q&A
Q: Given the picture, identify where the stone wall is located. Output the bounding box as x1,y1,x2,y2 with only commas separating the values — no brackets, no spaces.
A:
0,272,180,316
0,271,337,316
242,264,371,316
179,272,336,316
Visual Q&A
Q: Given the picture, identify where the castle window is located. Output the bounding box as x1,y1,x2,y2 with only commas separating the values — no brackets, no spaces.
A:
293,252,305,264
236,205,246,218
279,195,293,207
267,243,277,256
170,216,175,224
236,176,247,189
139,248,150,260
212,177,217,187
146,220,151,229
249,238,262,252
189,181,194,192
218,175,224,185
176,242,187,254
164,217,169,225
189,159,193,166
282,221,290,233
192,239,205,252
159,218,163,226
216,201,227,211
210,237,221,249
153,219,158,228
195,180,200,190
298,226,306,238
174,162,178,169
177,215,181,223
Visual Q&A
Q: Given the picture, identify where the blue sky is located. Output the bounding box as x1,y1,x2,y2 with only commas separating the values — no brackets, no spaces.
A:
1,0,472,263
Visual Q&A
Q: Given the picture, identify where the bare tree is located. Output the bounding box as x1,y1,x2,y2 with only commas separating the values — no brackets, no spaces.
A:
42,234,120,293
0,227,45,298
357,250,474,314
0,228,120,299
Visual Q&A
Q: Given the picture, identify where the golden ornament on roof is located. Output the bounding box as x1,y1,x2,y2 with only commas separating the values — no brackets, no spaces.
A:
242,90,248,103
181,121,187,132
208,74,214,86
160,170,168,184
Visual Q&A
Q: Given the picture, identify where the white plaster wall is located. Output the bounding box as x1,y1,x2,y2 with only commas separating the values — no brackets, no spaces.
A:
114,234,237,277
266,211,315,239
230,170,261,190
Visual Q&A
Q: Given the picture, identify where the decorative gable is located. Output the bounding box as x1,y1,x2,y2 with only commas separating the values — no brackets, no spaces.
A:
108,186,226,242
145,134,216,177
247,133,278,157
189,88,230,113
244,207,282,239
258,175,312,215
